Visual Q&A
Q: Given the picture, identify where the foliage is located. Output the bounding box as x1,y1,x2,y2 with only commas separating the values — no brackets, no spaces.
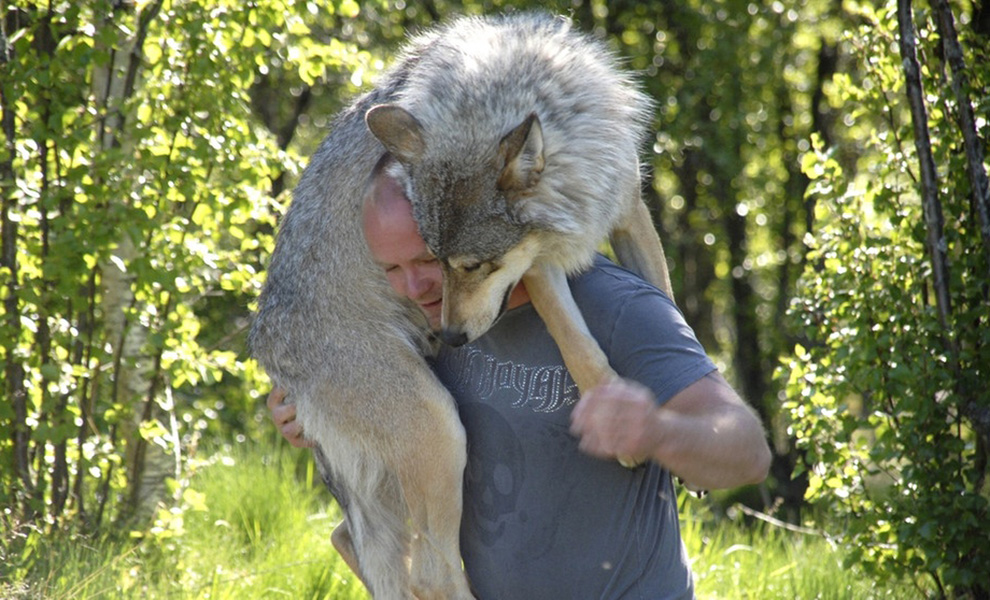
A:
0,440,361,599
0,440,913,599
780,0,990,596
0,0,381,529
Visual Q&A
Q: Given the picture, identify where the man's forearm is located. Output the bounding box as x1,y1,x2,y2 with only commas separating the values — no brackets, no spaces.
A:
650,395,771,490
570,373,771,489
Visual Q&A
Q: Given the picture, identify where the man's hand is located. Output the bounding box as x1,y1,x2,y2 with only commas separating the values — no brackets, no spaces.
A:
267,387,313,448
570,372,772,490
569,378,662,465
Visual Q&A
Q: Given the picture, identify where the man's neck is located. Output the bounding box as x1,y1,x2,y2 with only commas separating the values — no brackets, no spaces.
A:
507,281,531,309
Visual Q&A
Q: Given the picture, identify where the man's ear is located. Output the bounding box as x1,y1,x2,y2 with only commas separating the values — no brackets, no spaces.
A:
497,112,545,192
366,104,426,164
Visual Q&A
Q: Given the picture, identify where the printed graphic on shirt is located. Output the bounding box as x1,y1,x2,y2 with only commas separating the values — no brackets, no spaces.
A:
459,402,525,546
442,345,579,413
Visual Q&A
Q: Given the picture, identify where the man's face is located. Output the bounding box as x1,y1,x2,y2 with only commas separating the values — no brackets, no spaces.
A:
363,175,444,329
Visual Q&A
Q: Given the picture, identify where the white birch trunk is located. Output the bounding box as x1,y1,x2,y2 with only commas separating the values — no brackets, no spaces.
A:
92,1,172,524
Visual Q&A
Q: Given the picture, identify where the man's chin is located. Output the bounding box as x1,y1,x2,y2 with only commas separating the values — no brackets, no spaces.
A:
423,309,442,331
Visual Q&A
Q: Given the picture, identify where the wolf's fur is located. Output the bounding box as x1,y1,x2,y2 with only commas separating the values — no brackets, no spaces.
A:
250,46,473,600
251,12,671,599
366,13,672,392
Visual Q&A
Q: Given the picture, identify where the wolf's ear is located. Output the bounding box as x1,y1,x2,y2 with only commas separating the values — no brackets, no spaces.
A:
366,105,426,164
497,113,545,192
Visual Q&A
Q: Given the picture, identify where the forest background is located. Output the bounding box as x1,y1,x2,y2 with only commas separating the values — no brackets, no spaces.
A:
1,0,988,597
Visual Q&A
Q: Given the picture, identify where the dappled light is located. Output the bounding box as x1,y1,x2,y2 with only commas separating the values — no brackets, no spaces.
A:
1,0,986,598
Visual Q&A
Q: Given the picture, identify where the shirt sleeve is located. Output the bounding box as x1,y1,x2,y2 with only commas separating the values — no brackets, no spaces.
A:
591,279,717,406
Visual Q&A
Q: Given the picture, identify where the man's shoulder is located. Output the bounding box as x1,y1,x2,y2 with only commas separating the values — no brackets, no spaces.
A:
572,256,715,406
570,254,672,305
568,254,693,346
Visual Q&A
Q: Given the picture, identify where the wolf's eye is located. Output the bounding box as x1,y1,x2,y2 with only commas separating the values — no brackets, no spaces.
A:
462,262,482,273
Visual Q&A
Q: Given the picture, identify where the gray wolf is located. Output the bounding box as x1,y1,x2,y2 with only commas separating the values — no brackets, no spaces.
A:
250,12,670,599
366,14,672,395
250,57,472,600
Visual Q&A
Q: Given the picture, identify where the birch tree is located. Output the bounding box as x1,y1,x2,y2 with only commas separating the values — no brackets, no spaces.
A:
0,0,372,529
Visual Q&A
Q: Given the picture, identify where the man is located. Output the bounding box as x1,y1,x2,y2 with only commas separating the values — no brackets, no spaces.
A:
269,157,771,598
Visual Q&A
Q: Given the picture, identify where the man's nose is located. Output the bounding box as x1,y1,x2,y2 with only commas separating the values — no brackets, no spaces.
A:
405,267,432,298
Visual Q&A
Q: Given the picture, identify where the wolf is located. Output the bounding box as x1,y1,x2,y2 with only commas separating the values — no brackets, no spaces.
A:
250,12,671,600
249,47,474,600
365,13,672,395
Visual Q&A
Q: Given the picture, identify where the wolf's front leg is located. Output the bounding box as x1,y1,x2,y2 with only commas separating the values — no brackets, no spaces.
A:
610,185,674,301
524,263,643,468
522,263,616,395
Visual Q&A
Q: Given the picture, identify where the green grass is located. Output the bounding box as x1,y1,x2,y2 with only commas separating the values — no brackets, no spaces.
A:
1,444,367,600
2,443,918,599
681,500,920,599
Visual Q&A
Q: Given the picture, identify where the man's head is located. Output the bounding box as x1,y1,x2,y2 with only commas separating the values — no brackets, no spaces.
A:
362,155,444,329
366,107,545,346
362,153,530,335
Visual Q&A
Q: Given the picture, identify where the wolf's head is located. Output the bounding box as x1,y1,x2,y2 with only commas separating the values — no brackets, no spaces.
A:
366,104,571,346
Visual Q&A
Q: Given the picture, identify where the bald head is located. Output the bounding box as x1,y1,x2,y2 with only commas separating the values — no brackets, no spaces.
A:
362,167,415,242
361,156,444,329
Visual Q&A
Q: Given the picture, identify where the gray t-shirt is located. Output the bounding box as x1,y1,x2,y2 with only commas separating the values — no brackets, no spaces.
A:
430,255,716,599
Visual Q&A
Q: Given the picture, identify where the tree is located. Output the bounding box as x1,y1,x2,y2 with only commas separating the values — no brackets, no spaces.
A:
3,0,848,535
0,0,380,530
782,0,989,594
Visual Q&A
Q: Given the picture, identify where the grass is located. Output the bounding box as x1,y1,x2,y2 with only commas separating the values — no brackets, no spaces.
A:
2,442,917,599
681,501,918,599
1,443,366,600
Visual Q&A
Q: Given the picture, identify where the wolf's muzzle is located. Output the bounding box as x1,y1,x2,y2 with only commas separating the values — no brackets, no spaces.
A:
441,329,469,347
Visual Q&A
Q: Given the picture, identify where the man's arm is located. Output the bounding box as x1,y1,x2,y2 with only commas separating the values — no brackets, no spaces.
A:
569,371,771,490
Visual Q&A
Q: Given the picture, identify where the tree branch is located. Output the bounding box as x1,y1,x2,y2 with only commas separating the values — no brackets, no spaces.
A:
896,0,953,335
930,0,990,281
0,6,35,517
899,0,990,450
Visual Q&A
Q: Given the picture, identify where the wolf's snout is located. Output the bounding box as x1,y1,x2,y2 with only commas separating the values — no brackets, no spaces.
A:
441,328,469,347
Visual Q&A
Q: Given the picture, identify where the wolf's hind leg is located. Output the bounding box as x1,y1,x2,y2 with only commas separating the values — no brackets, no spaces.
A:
391,366,474,600
344,474,416,600
404,442,473,598
331,522,366,586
